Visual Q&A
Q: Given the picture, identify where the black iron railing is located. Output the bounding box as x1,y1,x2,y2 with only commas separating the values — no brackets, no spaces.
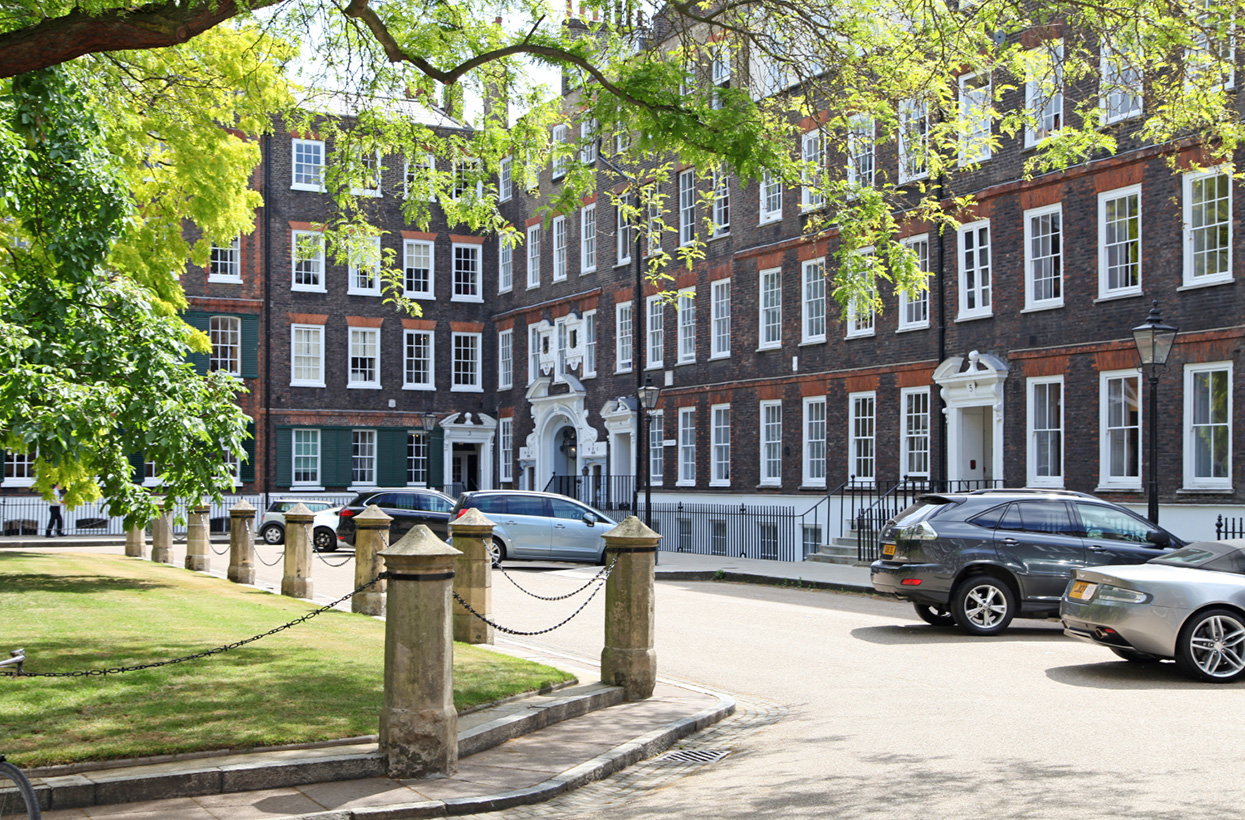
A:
544,474,636,513
1216,514,1245,540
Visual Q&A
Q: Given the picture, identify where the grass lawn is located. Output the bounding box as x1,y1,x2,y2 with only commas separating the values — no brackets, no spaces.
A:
0,552,574,768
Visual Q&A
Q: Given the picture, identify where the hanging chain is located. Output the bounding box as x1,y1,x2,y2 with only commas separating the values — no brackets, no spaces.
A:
496,556,616,601
209,540,231,556
314,549,355,568
6,577,382,678
252,545,285,567
452,572,609,636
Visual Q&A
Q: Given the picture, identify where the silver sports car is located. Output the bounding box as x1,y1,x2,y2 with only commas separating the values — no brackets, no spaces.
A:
1061,541,1245,682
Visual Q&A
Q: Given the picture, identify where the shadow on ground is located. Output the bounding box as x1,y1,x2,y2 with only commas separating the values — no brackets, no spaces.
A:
850,623,1067,645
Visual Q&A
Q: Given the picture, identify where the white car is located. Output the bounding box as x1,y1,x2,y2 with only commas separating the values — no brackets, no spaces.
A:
258,499,341,551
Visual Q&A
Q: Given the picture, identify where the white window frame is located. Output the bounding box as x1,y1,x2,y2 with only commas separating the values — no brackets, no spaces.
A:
898,97,929,184
676,288,696,365
551,124,569,179
1024,203,1064,311
348,235,382,296
900,387,931,480
1100,38,1143,124
348,327,381,390
527,224,541,288
679,169,696,244
1027,376,1065,488
759,399,782,487
1183,165,1233,288
292,428,321,488
646,294,664,369
450,158,483,201
898,234,931,331
499,235,513,294
616,303,633,373
499,418,514,483
849,391,877,487
1098,185,1143,299
958,219,992,320
759,170,782,224
580,119,598,165
801,131,825,210
1024,41,1064,148
528,325,542,384
499,156,513,202
958,71,992,165
351,429,378,487
291,138,325,192
403,238,435,299
710,403,731,487
583,309,597,378
552,215,568,281
677,407,696,486
498,328,513,390
581,205,597,272
291,230,326,293
209,315,241,376
1099,369,1142,491
451,242,483,303
801,258,827,344
208,236,242,283
845,248,876,339
710,279,731,359
616,197,633,265
406,431,429,486
403,329,434,391
846,115,875,189
290,324,325,387
350,149,382,198
649,409,664,485
404,153,436,201
759,268,782,350
451,332,483,392
802,396,827,488
554,317,570,381
1184,361,1234,490
2,451,35,488
711,168,730,236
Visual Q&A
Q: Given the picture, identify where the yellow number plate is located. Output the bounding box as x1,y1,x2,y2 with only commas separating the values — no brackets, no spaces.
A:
1069,581,1097,601
882,542,896,558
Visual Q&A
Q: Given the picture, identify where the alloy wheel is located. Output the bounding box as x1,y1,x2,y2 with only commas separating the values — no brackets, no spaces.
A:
1187,614,1245,679
963,584,1008,629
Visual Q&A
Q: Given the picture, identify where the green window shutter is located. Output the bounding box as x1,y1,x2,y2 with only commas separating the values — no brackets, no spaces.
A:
240,421,257,483
428,428,445,490
377,428,407,486
183,311,211,376
275,428,292,488
128,452,145,484
241,315,259,378
322,428,353,488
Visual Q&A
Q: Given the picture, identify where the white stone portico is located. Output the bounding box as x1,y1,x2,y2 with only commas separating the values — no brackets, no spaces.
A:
933,351,1009,486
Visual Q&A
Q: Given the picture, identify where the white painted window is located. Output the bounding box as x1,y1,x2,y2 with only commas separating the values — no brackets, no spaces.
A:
617,196,633,264
801,259,827,343
759,170,782,223
759,268,782,350
646,295,664,369
404,153,436,200
1025,203,1063,310
554,318,569,381
452,243,482,301
581,205,597,272
291,138,325,191
679,169,696,245
849,392,876,486
291,230,325,292
901,388,930,480
498,157,513,202
846,249,876,339
352,430,377,486
616,303,633,372
959,220,991,319
348,235,382,296
710,279,731,359
846,115,875,189
801,131,825,209
1099,370,1141,490
293,429,320,486
1183,166,1233,286
678,407,696,486
1027,376,1064,488
527,224,541,288
711,168,730,236
498,235,513,293
552,215,568,281
404,239,434,299
348,327,381,389
711,404,731,486
958,71,992,164
403,329,434,390
3,451,35,487
1098,185,1142,298
760,400,782,487
451,158,483,201
407,432,429,486
209,236,241,282
580,119,598,164
498,328,513,390
649,410,664,484
898,234,930,330
1100,38,1143,123
583,310,597,377
677,288,696,364
351,149,382,197
1187,0,1236,90
551,124,569,178
528,325,542,384
1185,362,1233,489
898,98,929,183
803,396,827,487
1024,41,1064,147
452,332,482,392
209,316,241,375
290,324,324,387
498,419,514,483
644,192,662,257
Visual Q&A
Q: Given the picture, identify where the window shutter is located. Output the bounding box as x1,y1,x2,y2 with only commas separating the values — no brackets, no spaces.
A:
377,428,407,486
240,421,257,482
428,428,445,490
327,428,353,488
183,311,211,376
241,315,259,378
275,428,292,488
128,452,145,484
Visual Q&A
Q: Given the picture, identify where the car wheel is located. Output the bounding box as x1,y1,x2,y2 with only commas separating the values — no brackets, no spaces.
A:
314,527,338,552
1110,647,1162,664
488,538,506,567
1175,608,1245,683
951,574,1016,636
913,603,957,627
260,523,284,545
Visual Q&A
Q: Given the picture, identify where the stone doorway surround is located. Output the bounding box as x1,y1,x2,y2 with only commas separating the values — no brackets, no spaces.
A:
519,375,607,492
440,412,497,491
932,351,1008,486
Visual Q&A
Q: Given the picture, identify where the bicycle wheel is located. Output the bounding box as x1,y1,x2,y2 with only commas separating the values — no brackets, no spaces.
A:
0,759,40,820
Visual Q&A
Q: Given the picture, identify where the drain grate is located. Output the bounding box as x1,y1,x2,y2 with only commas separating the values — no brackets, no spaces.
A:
656,749,731,765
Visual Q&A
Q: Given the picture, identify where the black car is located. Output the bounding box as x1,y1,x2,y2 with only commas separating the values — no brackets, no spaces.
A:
870,489,1186,636
335,488,457,547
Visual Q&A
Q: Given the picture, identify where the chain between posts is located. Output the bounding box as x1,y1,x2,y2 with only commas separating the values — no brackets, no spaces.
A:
209,541,231,556
5,577,383,678
496,556,616,601
452,560,614,636
314,549,354,568
252,546,285,566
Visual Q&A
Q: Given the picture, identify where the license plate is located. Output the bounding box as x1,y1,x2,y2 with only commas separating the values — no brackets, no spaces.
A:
882,542,896,558
1069,581,1097,601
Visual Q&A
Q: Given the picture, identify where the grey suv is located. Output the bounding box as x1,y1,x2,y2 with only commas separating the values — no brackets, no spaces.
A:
451,490,616,564
870,489,1185,635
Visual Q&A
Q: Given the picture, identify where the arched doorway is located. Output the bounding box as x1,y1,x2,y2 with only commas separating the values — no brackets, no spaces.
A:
548,423,578,495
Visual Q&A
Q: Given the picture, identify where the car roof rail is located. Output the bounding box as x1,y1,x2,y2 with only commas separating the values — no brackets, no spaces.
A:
966,487,1096,499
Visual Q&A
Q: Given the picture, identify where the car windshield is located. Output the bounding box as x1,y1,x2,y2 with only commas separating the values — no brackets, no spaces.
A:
1148,544,1245,574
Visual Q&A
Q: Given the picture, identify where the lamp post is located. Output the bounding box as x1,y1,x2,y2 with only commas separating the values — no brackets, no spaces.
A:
422,410,438,490
638,376,661,528
1132,299,1178,525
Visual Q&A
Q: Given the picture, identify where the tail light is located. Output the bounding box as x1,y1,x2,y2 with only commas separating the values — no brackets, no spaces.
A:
454,508,468,519
339,509,354,518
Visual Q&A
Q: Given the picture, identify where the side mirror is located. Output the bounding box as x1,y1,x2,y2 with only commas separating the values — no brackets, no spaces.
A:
583,513,597,527
1147,530,1171,548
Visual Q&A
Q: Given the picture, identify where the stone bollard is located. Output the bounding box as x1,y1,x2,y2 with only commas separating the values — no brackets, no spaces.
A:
125,525,147,559
379,525,461,779
352,505,392,617
185,504,211,572
150,498,173,564
281,503,315,600
451,508,495,645
228,499,256,585
600,516,659,701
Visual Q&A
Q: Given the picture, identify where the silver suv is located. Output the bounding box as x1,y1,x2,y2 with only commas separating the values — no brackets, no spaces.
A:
451,491,616,564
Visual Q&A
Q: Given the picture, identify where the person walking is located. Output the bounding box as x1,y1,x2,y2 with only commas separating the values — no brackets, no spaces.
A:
46,485,64,537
